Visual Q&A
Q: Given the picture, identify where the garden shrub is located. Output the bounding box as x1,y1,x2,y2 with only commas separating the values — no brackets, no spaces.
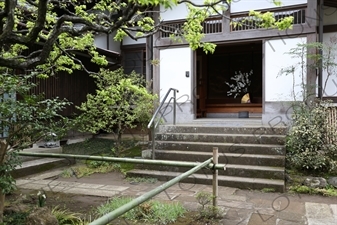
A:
75,68,156,156
286,101,337,172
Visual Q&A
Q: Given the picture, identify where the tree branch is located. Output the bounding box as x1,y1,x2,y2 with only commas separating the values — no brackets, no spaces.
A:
56,43,97,75
178,0,227,8
25,0,48,43
0,0,17,42
0,0,232,70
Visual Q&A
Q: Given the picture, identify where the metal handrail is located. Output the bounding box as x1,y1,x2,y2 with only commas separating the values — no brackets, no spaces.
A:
89,158,213,225
147,88,179,159
19,149,221,225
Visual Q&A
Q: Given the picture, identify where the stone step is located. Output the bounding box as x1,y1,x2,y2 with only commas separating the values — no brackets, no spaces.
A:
160,125,287,135
154,141,285,155
155,133,285,145
153,150,285,167
138,163,285,180
12,158,75,179
127,169,285,192
144,124,287,192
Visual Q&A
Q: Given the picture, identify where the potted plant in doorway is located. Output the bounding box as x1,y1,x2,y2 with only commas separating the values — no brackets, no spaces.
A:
225,70,253,118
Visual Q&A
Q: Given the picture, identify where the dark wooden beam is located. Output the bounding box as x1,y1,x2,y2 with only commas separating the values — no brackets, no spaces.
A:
324,0,337,8
121,43,146,50
322,97,337,103
155,24,315,48
322,24,337,33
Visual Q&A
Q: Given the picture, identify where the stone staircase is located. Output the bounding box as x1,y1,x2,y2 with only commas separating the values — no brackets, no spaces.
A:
128,122,288,192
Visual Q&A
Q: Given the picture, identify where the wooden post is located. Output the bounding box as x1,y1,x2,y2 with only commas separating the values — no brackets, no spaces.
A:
212,147,218,208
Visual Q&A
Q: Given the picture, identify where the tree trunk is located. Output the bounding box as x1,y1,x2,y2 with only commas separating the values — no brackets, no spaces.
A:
0,141,8,223
117,131,122,156
116,122,122,156
0,189,4,223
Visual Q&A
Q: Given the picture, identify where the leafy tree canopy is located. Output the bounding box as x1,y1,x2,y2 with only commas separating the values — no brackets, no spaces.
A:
0,0,293,76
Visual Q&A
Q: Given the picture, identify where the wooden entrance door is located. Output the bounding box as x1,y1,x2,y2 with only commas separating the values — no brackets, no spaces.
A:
196,42,263,117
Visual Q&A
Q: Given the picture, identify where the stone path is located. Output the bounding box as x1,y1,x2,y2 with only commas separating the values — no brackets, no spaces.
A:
16,169,337,225
305,203,337,225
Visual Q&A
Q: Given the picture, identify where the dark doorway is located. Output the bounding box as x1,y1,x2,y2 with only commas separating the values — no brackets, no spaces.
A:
196,41,263,117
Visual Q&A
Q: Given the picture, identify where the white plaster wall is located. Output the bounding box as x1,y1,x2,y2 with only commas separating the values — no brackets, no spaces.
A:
231,0,307,13
123,35,146,45
320,32,337,97
95,33,121,52
94,33,107,49
108,32,121,53
96,30,145,47
323,7,337,26
265,37,307,102
160,0,307,21
160,3,189,21
160,0,219,21
159,47,192,103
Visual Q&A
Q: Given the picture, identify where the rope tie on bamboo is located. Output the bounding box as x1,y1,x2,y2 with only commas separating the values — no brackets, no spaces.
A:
211,162,216,170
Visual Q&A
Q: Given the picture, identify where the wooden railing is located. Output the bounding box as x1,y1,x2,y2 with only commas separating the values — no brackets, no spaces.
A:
231,6,306,32
160,21,184,38
160,16,222,38
160,5,306,38
203,17,223,34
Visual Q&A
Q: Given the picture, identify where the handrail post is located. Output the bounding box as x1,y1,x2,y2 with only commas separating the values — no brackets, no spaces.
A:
212,147,218,209
147,88,179,161
173,90,177,125
151,126,155,159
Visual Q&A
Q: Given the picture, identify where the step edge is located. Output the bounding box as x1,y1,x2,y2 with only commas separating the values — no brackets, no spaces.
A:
155,141,285,148
157,133,286,137
152,149,286,158
139,163,285,171
128,169,285,185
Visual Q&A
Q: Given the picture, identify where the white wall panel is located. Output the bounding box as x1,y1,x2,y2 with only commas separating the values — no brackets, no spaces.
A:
160,3,189,21
321,32,337,97
265,37,307,101
108,32,121,53
160,47,192,103
94,33,107,49
160,0,308,21
231,0,307,13
123,35,146,45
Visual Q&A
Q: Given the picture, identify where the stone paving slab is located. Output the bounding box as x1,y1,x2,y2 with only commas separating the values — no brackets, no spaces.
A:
276,219,307,225
330,204,337,220
16,179,33,186
15,173,337,225
27,169,64,180
222,194,247,201
98,185,129,192
248,213,277,225
305,202,337,225
221,208,253,225
20,182,48,190
276,211,306,223
76,183,105,189
218,200,254,209
63,187,119,197
16,178,121,197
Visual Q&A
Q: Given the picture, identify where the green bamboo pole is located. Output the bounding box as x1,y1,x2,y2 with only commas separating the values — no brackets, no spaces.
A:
88,158,213,225
18,152,226,170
